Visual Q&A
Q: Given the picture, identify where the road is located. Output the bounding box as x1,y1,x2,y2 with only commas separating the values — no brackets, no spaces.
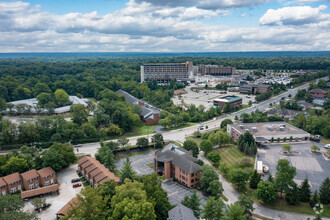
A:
76,81,312,156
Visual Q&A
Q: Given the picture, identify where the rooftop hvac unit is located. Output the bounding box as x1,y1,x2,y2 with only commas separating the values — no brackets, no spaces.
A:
239,125,244,129
245,129,250,132
252,127,258,132
267,126,273,131
279,126,285,131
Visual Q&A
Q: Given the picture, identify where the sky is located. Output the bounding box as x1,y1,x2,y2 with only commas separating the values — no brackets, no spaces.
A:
0,0,329,52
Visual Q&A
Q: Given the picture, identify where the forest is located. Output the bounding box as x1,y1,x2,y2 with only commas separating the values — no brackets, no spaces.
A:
0,56,329,148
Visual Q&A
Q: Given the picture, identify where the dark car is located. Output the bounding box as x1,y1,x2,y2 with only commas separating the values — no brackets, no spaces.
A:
71,178,81,183
73,183,82,188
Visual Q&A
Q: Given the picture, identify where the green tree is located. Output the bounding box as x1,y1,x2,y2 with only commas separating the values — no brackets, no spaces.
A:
117,136,129,148
229,168,250,191
267,174,274,183
236,194,254,218
309,190,320,208
1,156,29,175
319,177,330,204
0,194,37,220
181,191,201,218
64,186,108,220
221,119,233,129
31,197,46,210
200,165,219,193
183,139,199,157
120,158,136,182
111,180,156,220
44,102,56,115
311,145,320,152
136,137,149,149
42,148,66,171
0,98,7,112
299,178,311,203
71,104,89,125
142,173,172,220
208,130,231,147
274,159,296,197
255,181,277,204
54,89,70,106
207,152,221,166
200,140,213,156
95,145,115,172
285,182,300,205
224,203,246,220
250,170,261,189
151,133,163,144
33,83,51,97
208,179,224,196
281,144,292,154
223,103,231,113
202,197,224,220
36,92,52,107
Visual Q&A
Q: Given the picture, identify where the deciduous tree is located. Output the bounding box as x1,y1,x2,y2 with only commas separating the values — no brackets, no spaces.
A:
183,139,199,157
202,197,224,220
224,203,246,220
274,159,296,197
256,181,277,204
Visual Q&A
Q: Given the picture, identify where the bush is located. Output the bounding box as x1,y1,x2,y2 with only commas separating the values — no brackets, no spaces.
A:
238,157,253,167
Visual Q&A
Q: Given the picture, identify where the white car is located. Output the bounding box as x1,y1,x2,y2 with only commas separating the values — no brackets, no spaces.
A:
325,144,330,149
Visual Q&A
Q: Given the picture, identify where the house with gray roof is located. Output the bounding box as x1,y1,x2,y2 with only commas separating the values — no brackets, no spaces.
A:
154,143,201,188
117,89,161,125
167,204,197,220
267,108,300,120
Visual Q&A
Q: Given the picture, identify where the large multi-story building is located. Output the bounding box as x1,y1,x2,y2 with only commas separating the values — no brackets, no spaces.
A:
227,122,310,144
213,95,242,110
141,61,194,83
141,61,236,83
197,64,236,76
239,84,271,94
154,144,201,188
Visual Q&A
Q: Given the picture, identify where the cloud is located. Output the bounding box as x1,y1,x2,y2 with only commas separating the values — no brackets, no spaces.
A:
134,0,273,9
0,1,329,52
260,5,329,26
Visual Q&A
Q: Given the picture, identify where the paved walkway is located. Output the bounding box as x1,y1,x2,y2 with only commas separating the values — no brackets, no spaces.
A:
198,153,330,220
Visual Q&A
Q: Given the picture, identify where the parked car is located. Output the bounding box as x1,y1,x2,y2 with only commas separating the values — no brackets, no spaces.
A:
324,144,330,149
71,178,81,183
73,183,82,188
74,144,82,147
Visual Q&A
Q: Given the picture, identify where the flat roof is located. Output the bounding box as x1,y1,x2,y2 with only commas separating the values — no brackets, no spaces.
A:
214,95,242,103
229,122,310,137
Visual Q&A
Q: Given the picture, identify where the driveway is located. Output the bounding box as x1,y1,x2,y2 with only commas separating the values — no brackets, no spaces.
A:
24,165,83,220
162,180,207,208
257,142,330,191
115,150,155,175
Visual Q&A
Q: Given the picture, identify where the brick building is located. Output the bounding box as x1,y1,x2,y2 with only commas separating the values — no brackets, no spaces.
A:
308,89,328,98
240,84,271,94
77,156,120,187
154,144,202,188
141,61,193,83
227,122,310,144
0,167,56,196
213,95,242,110
117,89,160,125
198,64,236,76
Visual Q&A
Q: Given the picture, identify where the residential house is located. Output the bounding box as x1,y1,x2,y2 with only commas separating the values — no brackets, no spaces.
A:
2,173,22,194
308,89,328,98
37,167,56,187
267,108,300,120
77,156,120,187
0,177,8,196
21,184,59,199
154,144,202,188
56,197,79,219
21,169,40,190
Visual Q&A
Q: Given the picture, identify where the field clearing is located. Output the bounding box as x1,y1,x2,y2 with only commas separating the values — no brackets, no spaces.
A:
213,144,255,167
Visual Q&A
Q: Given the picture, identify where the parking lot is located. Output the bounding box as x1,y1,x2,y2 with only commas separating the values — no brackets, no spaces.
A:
162,180,207,207
257,142,330,191
172,85,255,109
24,164,83,220
115,150,155,175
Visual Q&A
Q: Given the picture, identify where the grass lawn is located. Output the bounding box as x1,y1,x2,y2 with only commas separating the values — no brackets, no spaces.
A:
266,199,330,218
146,163,154,169
162,122,198,131
115,149,155,160
186,136,203,146
213,144,255,168
321,139,330,145
123,124,157,138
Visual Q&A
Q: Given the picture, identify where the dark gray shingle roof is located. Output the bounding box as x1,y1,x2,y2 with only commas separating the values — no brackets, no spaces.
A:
156,144,201,174
268,108,300,117
168,204,197,220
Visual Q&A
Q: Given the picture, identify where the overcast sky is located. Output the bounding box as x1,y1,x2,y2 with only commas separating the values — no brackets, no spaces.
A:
0,0,329,52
